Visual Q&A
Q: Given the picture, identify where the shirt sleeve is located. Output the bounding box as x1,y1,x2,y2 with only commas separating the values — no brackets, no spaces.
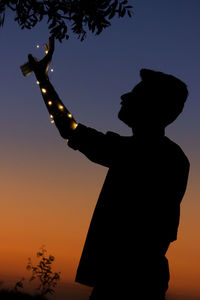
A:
67,123,121,168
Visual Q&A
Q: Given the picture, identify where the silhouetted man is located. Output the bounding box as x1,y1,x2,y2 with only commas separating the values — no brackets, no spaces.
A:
25,37,190,300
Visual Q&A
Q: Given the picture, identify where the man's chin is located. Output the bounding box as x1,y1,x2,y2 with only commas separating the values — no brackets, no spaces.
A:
118,109,125,122
118,111,122,121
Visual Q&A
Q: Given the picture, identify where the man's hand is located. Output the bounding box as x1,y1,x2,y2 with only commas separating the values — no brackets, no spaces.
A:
28,36,55,82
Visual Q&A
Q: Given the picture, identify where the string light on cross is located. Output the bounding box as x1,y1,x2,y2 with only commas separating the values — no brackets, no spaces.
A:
20,38,78,131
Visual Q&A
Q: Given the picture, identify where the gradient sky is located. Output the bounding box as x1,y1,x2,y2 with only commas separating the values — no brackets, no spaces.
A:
0,1,200,299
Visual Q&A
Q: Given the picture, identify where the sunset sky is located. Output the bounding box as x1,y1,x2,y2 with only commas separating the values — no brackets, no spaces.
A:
0,1,200,299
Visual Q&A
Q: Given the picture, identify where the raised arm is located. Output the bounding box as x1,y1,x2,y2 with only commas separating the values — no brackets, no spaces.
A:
21,36,77,139
21,37,123,168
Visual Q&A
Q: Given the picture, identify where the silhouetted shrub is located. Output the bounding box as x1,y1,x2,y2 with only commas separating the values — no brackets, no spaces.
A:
26,246,60,296
0,246,60,299
0,289,46,299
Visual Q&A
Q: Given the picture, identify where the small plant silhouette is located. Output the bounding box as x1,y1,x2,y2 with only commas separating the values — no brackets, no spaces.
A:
10,246,60,299
26,246,61,296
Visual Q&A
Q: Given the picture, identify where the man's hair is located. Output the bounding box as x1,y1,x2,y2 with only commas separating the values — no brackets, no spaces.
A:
140,69,188,126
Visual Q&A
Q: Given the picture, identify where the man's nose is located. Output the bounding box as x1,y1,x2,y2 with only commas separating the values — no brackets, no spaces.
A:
120,93,131,103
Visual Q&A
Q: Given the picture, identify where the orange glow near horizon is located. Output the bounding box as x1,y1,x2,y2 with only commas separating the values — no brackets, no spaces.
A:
0,146,200,299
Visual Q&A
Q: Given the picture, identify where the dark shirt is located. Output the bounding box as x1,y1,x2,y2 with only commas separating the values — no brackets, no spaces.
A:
68,124,190,288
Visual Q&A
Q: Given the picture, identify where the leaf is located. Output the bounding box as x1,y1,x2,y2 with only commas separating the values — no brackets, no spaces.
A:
112,0,119,11
26,265,32,271
0,13,5,26
108,9,115,20
121,7,126,17
49,255,55,261
37,251,43,257
128,10,132,18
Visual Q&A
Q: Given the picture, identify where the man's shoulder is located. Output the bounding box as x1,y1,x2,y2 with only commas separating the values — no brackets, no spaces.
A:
164,136,190,167
106,131,132,141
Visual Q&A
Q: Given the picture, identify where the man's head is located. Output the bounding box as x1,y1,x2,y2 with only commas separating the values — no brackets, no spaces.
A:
118,69,188,132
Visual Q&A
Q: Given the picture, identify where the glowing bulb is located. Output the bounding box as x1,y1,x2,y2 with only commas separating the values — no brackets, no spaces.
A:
41,88,47,94
48,101,53,106
36,44,40,48
58,105,64,111
45,50,48,54
36,80,40,85
68,113,72,118
50,114,54,119
50,68,54,72
51,120,55,124
72,122,78,130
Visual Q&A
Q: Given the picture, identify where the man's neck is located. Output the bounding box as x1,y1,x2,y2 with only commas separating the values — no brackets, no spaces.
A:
132,127,165,141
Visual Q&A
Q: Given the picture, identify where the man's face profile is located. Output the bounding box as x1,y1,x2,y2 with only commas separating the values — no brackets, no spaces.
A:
118,81,152,129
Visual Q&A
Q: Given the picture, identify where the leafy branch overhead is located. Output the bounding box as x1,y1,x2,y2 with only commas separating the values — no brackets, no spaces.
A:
0,0,132,41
